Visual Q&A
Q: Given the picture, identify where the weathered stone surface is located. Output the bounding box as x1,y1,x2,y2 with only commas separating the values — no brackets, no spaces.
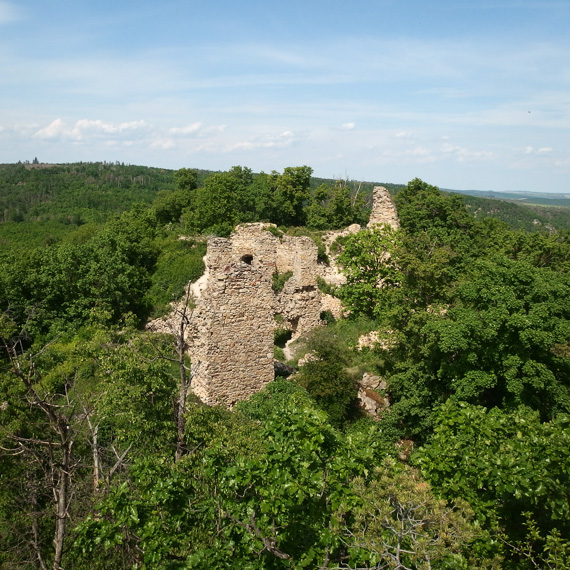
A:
317,224,362,287
189,255,275,407
188,223,331,406
367,186,399,229
150,186,401,408
358,372,389,420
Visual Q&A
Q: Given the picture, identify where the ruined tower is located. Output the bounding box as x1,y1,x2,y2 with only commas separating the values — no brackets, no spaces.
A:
367,186,399,229
149,184,400,408
188,224,324,407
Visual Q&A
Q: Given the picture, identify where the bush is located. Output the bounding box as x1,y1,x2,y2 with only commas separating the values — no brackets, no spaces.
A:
272,270,293,292
274,327,293,347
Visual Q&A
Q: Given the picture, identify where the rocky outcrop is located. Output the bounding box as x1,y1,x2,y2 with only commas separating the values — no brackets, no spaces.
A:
358,373,390,419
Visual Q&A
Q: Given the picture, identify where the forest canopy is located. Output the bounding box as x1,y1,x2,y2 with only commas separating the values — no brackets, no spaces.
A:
1,165,569,569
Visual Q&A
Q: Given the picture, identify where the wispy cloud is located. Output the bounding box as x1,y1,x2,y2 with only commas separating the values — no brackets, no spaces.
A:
225,131,298,152
33,119,151,141
0,1,23,25
1,0,569,192
441,143,494,162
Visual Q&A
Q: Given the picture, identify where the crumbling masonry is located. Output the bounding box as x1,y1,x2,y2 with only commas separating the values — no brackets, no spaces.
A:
188,224,327,406
156,186,399,407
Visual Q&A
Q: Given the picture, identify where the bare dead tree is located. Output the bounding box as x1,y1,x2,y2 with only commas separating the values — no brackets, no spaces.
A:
147,285,201,462
83,404,132,494
0,332,84,570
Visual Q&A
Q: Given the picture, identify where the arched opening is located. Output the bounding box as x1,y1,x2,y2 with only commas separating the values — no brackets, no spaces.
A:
241,254,253,265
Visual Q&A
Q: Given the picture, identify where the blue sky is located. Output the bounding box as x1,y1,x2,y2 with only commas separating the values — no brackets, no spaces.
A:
1,1,569,192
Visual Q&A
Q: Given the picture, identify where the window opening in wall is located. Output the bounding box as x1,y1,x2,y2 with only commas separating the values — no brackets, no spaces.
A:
241,254,253,265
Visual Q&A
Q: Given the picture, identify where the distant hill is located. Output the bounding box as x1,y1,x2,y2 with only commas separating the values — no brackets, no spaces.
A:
441,188,570,232
2,162,569,251
445,188,570,208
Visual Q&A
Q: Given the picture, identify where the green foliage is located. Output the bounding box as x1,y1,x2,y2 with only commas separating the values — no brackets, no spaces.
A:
0,162,175,232
337,224,403,318
295,358,358,427
460,192,570,232
271,165,313,227
415,401,570,564
315,275,337,296
75,397,376,568
293,325,361,426
272,270,293,292
94,338,178,456
183,170,243,233
273,327,292,347
305,180,363,230
147,236,206,316
395,177,475,238
264,225,284,238
336,457,486,569
0,206,162,336
383,254,570,437
235,378,315,422
3,165,570,569
336,179,570,438
153,170,197,224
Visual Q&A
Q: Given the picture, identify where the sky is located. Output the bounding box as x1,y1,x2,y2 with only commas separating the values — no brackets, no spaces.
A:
1,1,569,192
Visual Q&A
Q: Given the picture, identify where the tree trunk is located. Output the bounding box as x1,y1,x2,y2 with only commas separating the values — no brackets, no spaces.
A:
53,434,72,570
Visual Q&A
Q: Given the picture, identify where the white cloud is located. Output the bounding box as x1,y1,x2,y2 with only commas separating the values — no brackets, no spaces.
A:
537,147,553,153
340,122,356,130
441,143,493,162
225,130,297,152
33,119,67,139
73,119,148,135
150,138,176,150
168,123,227,137
32,119,150,141
169,123,203,135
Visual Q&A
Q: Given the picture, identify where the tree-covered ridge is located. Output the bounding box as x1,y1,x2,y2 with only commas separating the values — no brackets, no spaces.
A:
458,192,570,232
0,168,569,568
0,162,176,224
3,161,568,249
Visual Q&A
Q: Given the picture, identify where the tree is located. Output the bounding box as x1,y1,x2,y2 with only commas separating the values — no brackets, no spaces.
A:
0,319,87,569
146,286,200,461
383,254,570,437
75,393,376,568
271,166,313,226
415,401,570,566
335,457,484,569
173,167,198,193
183,171,241,235
337,224,403,319
293,326,360,426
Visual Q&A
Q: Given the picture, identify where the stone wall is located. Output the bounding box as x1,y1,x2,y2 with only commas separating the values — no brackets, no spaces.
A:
151,185,401,408
367,186,400,229
189,255,276,407
188,224,330,406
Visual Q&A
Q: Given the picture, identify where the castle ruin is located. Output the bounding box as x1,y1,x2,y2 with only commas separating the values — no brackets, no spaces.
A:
150,185,399,407
188,224,331,406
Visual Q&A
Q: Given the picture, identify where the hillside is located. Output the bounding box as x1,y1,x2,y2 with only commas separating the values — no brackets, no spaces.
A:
1,167,569,568
2,162,570,251
447,188,570,207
